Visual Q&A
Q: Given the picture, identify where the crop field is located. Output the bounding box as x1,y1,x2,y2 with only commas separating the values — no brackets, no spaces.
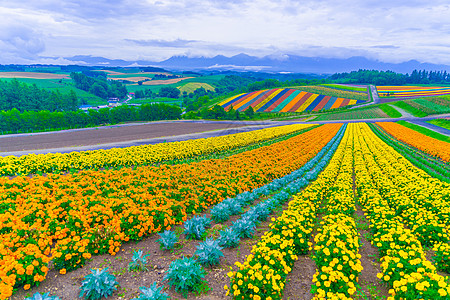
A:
313,107,388,121
0,72,69,80
219,88,367,113
1,121,450,300
320,83,368,92
293,85,368,100
177,82,215,94
377,86,450,98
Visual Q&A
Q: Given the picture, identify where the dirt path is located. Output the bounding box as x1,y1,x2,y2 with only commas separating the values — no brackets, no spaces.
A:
407,120,450,136
0,122,277,155
10,197,288,300
391,106,414,118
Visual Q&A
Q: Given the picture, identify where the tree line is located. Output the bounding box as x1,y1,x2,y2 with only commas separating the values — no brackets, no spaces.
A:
70,72,128,99
0,103,181,134
0,79,78,112
330,69,450,85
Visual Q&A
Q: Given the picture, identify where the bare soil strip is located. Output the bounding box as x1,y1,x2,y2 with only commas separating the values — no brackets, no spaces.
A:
355,207,390,299
11,197,287,300
0,72,69,79
0,122,252,153
141,77,193,85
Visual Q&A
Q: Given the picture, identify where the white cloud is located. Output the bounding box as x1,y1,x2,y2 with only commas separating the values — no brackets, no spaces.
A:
0,0,449,64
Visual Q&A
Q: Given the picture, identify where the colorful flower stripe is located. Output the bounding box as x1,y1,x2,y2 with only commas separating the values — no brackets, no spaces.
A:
360,124,450,247
0,123,315,176
376,86,450,98
221,89,365,113
377,122,450,162
226,124,351,299
369,123,450,182
0,124,341,298
311,126,362,299
353,123,450,299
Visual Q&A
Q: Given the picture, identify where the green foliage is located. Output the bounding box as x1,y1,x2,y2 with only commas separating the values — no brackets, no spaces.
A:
379,104,402,118
0,103,181,134
0,79,78,112
392,101,428,117
231,218,256,238
218,228,241,248
428,118,450,130
330,69,450,85
132,283,169,300
79,268,118,300
195,238,224,266
163,256,207,297
128,249,150,272
184,216,211,240
158,86,180,98
71,72,127,99
156,230,178,250
24,293,61,300
313,107,387,121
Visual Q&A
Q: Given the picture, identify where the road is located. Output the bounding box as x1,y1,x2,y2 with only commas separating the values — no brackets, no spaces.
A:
351,85,380,109
1,114,449,157
407,120,450,136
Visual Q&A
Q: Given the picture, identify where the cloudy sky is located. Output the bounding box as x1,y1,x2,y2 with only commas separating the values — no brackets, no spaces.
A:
1,0,450,65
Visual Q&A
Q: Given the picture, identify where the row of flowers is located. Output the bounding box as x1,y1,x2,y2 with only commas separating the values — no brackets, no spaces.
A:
0,123,315,176
369,123,450,183
361,124,449,248
226,124,351,299
311,124,362,300
0,124,341,299
377,122,450,162
353,123,450,299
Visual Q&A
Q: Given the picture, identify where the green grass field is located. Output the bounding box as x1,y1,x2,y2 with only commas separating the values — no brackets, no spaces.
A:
392,101,429,117
0,77,107,106
128,97,182,106
379,104,402,118
125,75,224,93
178,82,215,94
427,119,450,130
397,120,450,142
321,83,368,92
313,106,387,121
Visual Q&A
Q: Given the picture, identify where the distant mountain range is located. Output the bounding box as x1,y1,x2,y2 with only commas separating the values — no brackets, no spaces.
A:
66,54,450,74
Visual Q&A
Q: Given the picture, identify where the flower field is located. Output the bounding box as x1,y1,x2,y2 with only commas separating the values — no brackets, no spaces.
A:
2,120,450,300
0,123,314,176
377,86,450,98
218,88,366,113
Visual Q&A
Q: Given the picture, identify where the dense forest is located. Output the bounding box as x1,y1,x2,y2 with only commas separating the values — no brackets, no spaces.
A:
70,72,128,99
0,79,78,112
330,69,450,85
0,103,181,133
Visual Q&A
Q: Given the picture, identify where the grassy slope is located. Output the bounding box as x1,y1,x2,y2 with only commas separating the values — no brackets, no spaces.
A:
320,83,367,92
379,104,402,118
397,120,450,143
0,77,107,106
427,119,450,130
125,75,225,93
178,82,215,94
313,106,387,121
391,101,428,117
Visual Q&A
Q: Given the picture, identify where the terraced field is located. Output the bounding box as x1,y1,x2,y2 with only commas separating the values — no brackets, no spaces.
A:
2,121,450,300
377,86,450,98
219,88,367,113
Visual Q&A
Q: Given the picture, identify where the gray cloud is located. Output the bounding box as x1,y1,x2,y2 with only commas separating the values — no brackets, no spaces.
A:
125,39,198,48
1,0,450,64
